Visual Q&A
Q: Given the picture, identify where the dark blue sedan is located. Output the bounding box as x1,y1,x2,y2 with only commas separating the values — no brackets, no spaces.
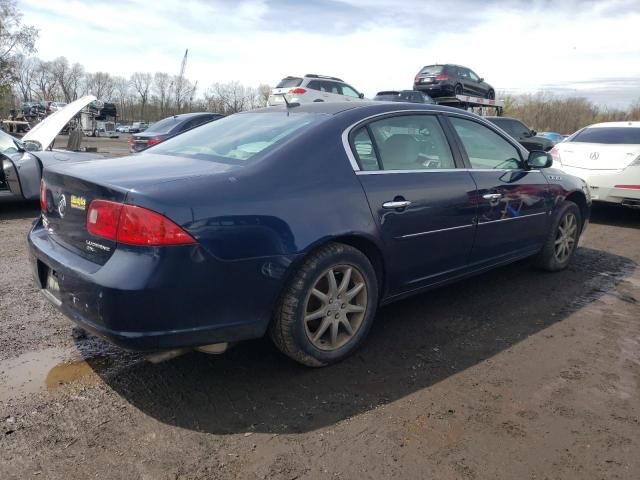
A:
129,112,223,152
29,102,591,366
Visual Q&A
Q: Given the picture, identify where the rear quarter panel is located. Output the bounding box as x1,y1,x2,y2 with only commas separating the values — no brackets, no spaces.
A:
124,116,380,262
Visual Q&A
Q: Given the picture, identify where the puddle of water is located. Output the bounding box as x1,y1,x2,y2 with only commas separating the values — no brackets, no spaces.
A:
0,348,99,403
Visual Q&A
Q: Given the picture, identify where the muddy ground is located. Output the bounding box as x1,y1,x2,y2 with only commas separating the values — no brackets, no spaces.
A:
1,189,639,478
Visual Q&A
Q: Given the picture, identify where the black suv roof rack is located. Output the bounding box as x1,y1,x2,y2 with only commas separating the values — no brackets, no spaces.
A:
305,74,344,82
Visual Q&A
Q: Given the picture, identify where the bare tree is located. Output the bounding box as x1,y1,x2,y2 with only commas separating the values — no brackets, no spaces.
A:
130,72,152,119
0,0,38,92
153,72,172,115
86,71,114,100
32,59,58,101
50,56,85,102
257,84,271,108
13,53,36,101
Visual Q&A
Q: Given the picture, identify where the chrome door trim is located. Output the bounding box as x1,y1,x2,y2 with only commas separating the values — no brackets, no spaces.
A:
397,223,475,239
477,211,548,225
355,168,541,175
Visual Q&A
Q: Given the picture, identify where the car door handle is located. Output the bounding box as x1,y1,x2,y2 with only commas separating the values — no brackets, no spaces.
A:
383,200,412,209
482,193,503,200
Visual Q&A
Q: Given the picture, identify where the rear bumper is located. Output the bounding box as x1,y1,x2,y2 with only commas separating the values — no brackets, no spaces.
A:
413,83,455,97
28,220,295,351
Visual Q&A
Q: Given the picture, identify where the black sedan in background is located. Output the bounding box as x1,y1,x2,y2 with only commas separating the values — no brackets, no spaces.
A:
486,116,554,152
373,90,435,104
129,112,223,152
414,64,495,99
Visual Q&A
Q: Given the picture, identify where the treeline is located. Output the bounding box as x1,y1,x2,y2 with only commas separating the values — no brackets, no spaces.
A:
7,55,272,122
503,92,640,134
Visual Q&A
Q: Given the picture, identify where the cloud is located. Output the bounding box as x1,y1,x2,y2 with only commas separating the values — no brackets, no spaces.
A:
19,0,640,107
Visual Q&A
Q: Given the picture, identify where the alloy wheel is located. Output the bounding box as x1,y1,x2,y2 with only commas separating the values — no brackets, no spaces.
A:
554,212,577,263
303,265,368,351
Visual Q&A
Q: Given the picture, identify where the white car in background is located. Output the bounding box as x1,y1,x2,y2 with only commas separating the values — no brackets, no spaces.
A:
268,74,365,106
551,122,640,208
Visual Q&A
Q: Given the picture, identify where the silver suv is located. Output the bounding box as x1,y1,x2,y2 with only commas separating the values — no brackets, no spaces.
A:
268,74,365,106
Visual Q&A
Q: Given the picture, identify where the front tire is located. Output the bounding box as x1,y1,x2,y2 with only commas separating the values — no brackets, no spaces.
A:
486,89,495,100
535,201,581,271
270,243,378,367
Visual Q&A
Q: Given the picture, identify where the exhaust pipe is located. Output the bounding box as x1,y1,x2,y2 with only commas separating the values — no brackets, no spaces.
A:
145,343,229,364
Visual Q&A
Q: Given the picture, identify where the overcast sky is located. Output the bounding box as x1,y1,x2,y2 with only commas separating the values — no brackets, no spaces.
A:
19,0,640,108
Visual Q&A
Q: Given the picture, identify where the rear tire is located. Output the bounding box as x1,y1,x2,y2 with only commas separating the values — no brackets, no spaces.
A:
270,243,378,367
454,84,463,96
535,201,581,271
486,89,495,100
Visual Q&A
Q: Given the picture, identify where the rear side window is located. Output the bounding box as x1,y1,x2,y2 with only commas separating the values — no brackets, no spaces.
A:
353,115,455,171
145,116,179,134
570,127,640,144
276,77,303,88
450,117,521,169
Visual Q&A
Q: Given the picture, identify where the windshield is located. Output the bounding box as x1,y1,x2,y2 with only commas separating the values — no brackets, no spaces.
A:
570,127,640,144
150,112,327,164
144,116,181,134
0,130,22,155
419,65,444,75
276,77,303,88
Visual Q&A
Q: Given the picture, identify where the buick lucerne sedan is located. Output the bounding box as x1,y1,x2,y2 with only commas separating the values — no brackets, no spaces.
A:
29,102,590,367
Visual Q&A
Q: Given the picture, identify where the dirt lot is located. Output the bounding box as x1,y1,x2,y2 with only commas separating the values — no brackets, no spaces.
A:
1,190,639,478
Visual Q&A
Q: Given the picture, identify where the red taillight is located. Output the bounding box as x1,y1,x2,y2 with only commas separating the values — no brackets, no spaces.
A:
435,74,448,81
414,76,420,83
549,147,562,165
128,137,135,145
86,200,195,246
147,137,162,147
614,185,640,189
289,88,307,95
87,200,122,240
40,180,47,211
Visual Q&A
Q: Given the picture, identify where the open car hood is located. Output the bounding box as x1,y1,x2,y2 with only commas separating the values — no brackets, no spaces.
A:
22,95,96,150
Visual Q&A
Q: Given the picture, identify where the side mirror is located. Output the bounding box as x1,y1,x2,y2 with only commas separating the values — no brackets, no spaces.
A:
358,93,365,99
526,150,552,169
478,78,484,83
531,129,537,136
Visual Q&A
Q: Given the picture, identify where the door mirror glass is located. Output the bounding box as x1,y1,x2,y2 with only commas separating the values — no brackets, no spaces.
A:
359,92,365,99
526,151,552,169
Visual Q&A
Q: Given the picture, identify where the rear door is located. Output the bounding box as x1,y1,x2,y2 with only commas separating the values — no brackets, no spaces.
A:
349,113,478,294
446,115,550,264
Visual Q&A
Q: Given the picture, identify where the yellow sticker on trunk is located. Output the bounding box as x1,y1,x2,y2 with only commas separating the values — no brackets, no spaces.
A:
70,195,86,210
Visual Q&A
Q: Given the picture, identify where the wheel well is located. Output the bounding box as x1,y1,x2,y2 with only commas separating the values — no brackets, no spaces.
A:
330,235,386,297
565,191,588,227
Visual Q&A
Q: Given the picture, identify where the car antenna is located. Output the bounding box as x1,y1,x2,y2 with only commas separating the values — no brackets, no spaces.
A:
281,95,299,114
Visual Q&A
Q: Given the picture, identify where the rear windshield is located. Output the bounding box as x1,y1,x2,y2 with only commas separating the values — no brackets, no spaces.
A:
419,65,444,75
150,112,326,164
276,77,303,88
144,116,180,134
570,127,640,144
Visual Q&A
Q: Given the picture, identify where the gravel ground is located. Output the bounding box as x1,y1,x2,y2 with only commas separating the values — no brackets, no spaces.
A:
0,194,639,479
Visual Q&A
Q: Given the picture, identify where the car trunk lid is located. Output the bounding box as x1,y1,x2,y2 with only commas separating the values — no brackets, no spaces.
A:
42,170,128,265
558,143,640,170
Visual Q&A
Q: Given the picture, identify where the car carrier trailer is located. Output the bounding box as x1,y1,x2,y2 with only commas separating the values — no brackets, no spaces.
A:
434,94,504,116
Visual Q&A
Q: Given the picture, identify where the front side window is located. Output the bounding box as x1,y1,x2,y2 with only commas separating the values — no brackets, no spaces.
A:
341,84,361,98
151,112,326,164
450,117,521,169
468,70,480,82
352,115,455,171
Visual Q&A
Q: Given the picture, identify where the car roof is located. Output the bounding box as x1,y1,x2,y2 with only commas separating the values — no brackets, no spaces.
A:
375,90,421,95
585,121,640,129
256,101,482,117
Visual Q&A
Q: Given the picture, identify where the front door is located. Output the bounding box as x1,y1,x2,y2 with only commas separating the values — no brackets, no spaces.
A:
446,115,550,264
349,113,478,295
